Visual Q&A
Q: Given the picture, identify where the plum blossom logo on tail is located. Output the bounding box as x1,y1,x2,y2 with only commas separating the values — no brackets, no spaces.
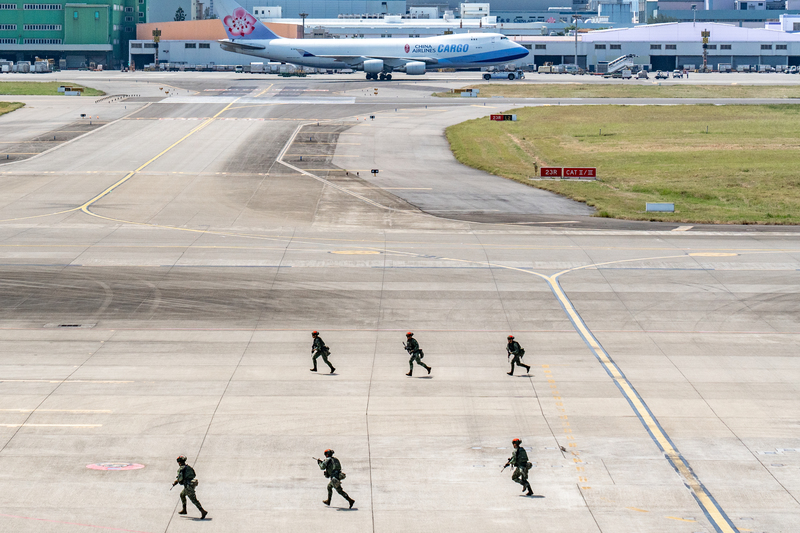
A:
224,7,257,38
404,44,410,54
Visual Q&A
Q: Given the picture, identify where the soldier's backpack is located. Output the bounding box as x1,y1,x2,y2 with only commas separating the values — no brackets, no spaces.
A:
332,457,346,480
182,465,196,485
519,348,525,357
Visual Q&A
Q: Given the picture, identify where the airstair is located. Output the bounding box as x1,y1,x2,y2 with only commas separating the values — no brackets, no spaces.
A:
605,54,637,74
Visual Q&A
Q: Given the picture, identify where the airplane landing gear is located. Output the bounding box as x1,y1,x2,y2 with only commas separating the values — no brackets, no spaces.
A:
379,73,386,81
386,74,392,81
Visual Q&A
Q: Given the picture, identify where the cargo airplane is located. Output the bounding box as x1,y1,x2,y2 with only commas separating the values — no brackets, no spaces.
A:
216,0,529,80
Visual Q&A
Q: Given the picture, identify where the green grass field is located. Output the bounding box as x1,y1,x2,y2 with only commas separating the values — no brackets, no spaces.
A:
435,83,800,99
446,104,800,224
0,82,104,96
0,102,25,117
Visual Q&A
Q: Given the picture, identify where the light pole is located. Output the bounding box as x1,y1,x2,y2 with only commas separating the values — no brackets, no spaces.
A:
572,15,582,69
692,4,696,27
299,12,308,38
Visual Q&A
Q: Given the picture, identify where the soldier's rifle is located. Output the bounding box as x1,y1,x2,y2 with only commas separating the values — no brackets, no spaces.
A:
501,460,511,473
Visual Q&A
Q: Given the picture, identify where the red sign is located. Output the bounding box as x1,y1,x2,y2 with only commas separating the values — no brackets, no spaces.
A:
564,167,597,178
490,115,504,121
404,43,410,53
541,167,562,177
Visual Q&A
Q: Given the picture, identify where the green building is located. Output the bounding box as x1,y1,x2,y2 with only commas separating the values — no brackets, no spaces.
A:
0,1,150,68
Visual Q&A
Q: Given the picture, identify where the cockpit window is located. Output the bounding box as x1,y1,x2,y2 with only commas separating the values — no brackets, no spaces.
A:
501,36,508,40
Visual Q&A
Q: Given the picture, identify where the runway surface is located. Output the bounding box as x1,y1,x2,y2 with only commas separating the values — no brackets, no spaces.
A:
0,71,799,533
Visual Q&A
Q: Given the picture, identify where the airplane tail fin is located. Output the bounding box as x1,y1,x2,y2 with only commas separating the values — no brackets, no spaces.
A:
216,0,282,40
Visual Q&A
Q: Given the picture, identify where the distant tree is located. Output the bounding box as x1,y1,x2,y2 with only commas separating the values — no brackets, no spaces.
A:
648,13,678,23
174,7,186,21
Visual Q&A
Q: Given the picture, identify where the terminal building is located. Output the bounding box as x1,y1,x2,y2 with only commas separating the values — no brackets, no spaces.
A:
513,18,800,70
0,0,150,68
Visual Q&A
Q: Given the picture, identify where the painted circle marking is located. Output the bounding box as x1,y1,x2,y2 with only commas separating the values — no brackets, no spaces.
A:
87,462,145,471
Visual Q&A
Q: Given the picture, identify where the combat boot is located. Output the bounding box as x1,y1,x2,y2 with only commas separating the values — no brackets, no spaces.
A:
330,367,336,374
525,482,534,496
406,371,412,376
426,366,431,375
199,508,208,519
507,371,514,376
348,497,355,509
178,508,187,515
322,499,331,506
524,365,531,373
310,365,317,372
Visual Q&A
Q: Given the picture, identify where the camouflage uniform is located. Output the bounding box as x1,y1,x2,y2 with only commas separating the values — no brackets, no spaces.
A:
312,336,335,373
507,340,530,375
405,337,430,375
509,445,533,495
318,456,354,507
175,463,207,516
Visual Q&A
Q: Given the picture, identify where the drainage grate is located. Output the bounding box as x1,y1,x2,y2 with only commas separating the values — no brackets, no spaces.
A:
43,323,96,329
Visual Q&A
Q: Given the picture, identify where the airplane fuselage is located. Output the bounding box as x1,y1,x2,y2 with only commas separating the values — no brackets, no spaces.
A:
220,33,529,72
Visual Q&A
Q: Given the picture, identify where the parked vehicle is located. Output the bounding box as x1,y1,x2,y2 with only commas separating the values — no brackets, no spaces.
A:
672,70,683,78
655,70,669,79
234,65,243,73
483,69,525,80
636,70,649,79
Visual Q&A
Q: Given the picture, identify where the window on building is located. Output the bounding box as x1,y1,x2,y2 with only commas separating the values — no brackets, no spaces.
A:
125,6,132,12
131,42,143,48
73,10,77,18
761,44,772,50
124,26,133,32
595,44,606,49
199,43,210,48
535,44,546,50
144,42,156,48
24,24,62,30
139,12,143,17
707,44,717,49
720,44,731,49
0,4,18,9
95,11,99,19
610,44,621,49
125,16,132,21
794,22,800,31
776,44,787,50
665,44,676,49
0,38,17,43
23,3,62,9
23,38,63,43
0,24,17,30
185,43,196,48
522,44,532,50
650,44,661,49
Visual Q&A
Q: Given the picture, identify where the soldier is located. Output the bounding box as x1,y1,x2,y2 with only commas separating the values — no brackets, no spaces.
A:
506,335,531,376
310,331,335,374
505,438,533,496
316,449,355,509
404,332,431,377
171,455,208,519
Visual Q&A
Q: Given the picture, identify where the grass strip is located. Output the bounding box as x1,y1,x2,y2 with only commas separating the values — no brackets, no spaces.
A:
0,82,104,96
435,83,800,99
0,102,25,117
445,104,800,224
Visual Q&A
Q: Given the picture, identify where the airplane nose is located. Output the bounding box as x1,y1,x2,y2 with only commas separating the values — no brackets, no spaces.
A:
516,43,530,57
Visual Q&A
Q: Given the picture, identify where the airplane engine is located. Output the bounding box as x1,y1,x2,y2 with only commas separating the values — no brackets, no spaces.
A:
363,59,384,73
404,61,426,75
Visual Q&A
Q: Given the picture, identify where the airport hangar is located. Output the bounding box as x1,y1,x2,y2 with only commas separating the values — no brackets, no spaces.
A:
129,18,800,72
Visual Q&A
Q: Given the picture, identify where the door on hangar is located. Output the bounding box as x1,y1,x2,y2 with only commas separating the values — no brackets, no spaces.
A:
650,56,677,71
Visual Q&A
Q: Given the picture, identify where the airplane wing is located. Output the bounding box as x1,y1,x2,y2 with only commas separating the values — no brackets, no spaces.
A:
304,54,439,66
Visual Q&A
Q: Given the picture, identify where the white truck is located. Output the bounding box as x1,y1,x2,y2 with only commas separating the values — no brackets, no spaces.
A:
250,62,265,74
482,69,525,81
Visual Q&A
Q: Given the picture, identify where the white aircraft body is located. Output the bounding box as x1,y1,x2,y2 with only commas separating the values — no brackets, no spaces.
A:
215,0,529,80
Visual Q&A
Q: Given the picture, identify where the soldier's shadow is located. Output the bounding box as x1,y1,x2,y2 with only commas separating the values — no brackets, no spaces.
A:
336,507,358,511
417,376,433,379
521,494,545,499
185,517,214,521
